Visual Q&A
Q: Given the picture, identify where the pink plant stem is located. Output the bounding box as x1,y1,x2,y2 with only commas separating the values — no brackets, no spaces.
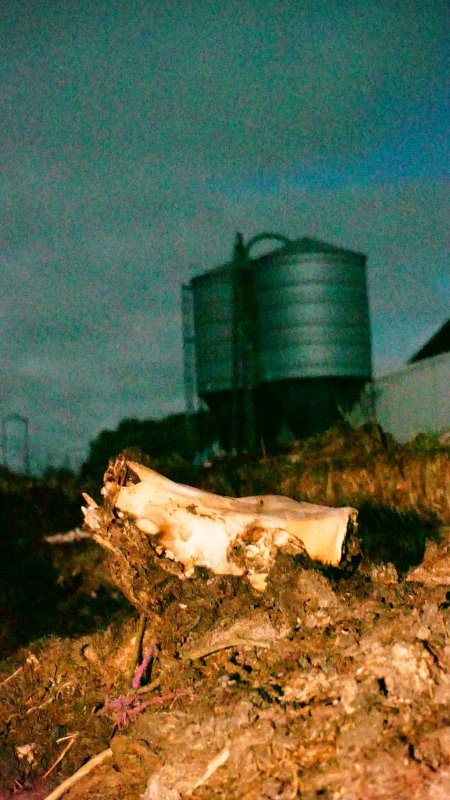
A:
132,639,157,689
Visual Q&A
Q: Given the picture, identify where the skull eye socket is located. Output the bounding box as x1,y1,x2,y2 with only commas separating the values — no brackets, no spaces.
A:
125,465,141,486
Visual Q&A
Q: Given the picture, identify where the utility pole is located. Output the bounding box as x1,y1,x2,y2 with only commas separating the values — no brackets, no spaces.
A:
231,232,257,454
182,281,198,455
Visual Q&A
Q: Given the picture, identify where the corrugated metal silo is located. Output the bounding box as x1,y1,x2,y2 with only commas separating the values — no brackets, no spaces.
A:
188,261,240,448
186,235,372,449
254,238,371,380
252,237,372,441
191,262,235,395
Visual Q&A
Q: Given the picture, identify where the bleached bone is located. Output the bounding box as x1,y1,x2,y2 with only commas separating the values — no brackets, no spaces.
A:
82,456,358,592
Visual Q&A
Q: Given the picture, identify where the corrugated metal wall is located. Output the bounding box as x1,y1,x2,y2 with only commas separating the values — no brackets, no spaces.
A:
352,352,450,441
192,265,235,394
254,246,371,381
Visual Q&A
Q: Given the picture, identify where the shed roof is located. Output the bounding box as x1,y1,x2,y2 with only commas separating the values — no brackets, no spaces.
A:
264,236,365,258
191,236,365,285
409,319,450,363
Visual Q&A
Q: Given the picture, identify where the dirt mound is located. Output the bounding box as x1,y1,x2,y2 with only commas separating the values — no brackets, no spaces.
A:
1,427,449,798
1,533,450,799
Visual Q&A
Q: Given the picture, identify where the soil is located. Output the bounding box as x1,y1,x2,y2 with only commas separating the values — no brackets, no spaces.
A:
1,532,450,799
1,429,449,799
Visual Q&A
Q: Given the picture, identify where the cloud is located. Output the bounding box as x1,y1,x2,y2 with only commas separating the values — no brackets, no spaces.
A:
0,0,447,469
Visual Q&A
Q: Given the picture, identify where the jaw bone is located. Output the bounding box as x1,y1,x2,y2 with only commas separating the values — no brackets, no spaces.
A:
82,456,358,592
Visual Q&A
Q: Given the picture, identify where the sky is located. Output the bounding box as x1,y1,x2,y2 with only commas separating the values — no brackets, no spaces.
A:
1,0,449,472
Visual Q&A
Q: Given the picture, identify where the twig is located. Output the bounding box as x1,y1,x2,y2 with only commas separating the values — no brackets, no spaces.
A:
56,732,79,744
128,612,147,684
45,529,92,544
42,747,112,800
26,682,72,714
0,666,23,688
42,733,78,780
183,636,272,660
188,746,230,793
135,677,161,695
26,696,55,714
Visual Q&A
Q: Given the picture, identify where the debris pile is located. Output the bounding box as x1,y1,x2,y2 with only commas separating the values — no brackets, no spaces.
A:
0,426,449,799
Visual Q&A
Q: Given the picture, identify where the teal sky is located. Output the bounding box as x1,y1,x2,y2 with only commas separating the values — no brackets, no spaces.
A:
1,0,449,471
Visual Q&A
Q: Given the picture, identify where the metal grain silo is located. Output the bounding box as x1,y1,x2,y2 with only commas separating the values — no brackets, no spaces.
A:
184,260,237,448
184,234,372,449
252,237,372,440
